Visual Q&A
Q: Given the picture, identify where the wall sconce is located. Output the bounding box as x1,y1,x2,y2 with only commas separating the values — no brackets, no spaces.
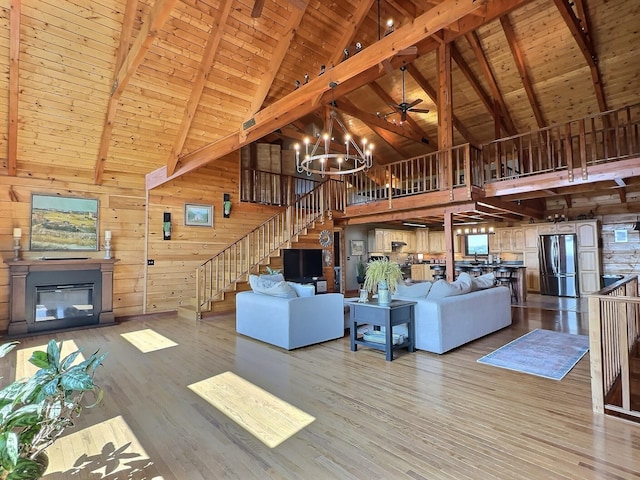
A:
223,194,231,218
163,212,171,240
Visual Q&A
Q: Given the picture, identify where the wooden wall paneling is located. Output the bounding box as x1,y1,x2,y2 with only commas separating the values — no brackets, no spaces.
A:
145,151,286,314
0,174,146,332
599,213,640,278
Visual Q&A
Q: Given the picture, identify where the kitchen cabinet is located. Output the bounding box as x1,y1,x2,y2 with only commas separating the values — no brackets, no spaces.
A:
368,229,418,253
428,231,444,253
524,225,538,249
416,229,429,253
512,228,525,251
523,250,540,292
576,220,600,294
410,264,433,281
499,229,513,252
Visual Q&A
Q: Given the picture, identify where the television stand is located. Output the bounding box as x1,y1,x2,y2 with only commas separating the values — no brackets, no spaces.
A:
290,277,327,294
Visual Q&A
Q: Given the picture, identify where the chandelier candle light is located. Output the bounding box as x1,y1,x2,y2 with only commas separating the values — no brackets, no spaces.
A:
294,109,373,177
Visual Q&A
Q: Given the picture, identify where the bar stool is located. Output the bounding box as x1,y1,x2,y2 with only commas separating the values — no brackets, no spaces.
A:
495,266,517,303
431,265,446,281
469,266,484,277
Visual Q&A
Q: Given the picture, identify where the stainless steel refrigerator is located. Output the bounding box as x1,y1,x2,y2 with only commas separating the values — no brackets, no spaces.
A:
538,234,579,297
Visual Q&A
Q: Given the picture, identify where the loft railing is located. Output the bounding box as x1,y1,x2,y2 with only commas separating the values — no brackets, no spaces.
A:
195,179,344,317
343,104,640,206
588,275,640,420
345,144,482,205
482,103,640,182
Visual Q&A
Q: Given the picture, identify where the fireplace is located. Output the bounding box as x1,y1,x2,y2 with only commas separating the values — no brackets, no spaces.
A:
6,258,116,337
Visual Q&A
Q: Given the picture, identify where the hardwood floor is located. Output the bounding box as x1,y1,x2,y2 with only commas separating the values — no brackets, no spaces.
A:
3,297,639,479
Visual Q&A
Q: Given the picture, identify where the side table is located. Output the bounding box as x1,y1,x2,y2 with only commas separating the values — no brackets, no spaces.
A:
349,299,416,361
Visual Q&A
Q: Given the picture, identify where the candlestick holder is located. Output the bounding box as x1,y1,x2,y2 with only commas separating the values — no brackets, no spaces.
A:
13,237,21,261
104,238,112,260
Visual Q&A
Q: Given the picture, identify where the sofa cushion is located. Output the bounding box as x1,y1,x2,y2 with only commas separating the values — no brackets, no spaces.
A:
394,281,432,298
288,282,315,297
260,273,284,282
472,272,496,291
249,274,297,298
428,273,473,299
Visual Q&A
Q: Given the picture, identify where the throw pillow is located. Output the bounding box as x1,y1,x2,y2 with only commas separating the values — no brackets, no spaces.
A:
249,274,297,298
427,279,464,299
259,273,284,282
288,282,315,297
394,281,432,298
453,272,473,293
472,272,496,291
428,273,472,299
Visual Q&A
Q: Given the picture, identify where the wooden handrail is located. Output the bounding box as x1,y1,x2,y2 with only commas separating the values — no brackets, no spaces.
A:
195,179,344,317
588,275,640,419
344,104,640,207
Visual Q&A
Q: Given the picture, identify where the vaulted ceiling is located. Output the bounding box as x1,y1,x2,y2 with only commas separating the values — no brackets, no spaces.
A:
2,0,639,214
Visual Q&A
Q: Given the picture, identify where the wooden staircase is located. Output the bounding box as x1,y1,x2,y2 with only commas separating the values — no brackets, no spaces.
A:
193,179,345,319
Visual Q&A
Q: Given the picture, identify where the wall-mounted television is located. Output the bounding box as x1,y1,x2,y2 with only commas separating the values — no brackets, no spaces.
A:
282,249,324,281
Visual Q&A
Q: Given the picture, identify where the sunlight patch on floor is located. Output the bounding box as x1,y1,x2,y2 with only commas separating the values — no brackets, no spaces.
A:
188,371,315,448
45,415,164,479
120,328,178,353
15,340,84,380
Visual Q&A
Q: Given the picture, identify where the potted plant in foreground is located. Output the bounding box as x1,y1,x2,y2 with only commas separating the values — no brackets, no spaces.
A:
0,340,106,480
363,258,404,305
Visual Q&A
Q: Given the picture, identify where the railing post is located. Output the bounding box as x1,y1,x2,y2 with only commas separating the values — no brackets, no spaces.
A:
565,122,574,182
387,165,392,210
618,300,631,411
464,144,472,199
588,295,605,414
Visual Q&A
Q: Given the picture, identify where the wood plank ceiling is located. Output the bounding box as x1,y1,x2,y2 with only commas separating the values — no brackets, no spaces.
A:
1,0,639,220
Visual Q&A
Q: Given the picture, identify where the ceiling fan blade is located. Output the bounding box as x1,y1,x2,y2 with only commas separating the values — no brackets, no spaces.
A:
401,110,407,122
409,108,430,114
406,98,423,109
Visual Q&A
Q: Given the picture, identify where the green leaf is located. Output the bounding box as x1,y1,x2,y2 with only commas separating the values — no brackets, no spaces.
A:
60,350,81,370
60,367,94,391
46,340,61,371
6,456,46,480
27,351,49,370
0,342,19,359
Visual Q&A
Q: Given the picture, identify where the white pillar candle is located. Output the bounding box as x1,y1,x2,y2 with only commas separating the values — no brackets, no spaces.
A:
105,230,112,240
13,228,21,239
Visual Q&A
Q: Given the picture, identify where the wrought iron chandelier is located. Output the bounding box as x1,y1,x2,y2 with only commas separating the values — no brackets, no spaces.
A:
294,108,373,177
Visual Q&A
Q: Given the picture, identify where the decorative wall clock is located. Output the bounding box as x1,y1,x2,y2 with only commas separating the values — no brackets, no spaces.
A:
319,229,332,247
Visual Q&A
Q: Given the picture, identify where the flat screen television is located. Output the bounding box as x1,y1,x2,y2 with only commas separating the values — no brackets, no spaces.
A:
282,248,324,281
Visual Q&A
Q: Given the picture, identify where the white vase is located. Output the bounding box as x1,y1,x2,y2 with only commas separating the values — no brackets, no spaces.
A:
377,280,391,305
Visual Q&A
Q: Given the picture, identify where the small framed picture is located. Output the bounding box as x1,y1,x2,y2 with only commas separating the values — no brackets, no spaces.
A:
351,239,365,256
184,204,213,227
614,229,627,243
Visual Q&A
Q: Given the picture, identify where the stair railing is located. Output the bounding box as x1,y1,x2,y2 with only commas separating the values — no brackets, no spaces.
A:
588,275,640,420
195,179,345,317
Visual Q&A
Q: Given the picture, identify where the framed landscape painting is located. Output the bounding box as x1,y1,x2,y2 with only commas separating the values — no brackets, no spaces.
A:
185,203,213,227
30,194,99,251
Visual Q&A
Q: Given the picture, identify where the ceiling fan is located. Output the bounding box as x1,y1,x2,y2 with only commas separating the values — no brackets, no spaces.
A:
381,66,430,122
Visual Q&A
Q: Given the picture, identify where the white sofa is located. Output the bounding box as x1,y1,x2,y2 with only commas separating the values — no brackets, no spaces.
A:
392,274,512,354
236,286,344,350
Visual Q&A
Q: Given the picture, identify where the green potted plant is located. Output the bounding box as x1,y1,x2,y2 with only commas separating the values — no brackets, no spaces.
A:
356,260,366,286
363,258,404,305
0,340,106,480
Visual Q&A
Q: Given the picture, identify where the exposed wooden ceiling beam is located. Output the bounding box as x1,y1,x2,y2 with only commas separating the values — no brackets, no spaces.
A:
367,80,434,146
465,31,518,137
405,63,477,145
618,188,627,204
500,14,546,128
450,43,510,137
334,98,429,145
251,0,265,18
147,0,535,189
564,194,572,208
342,110,415,160
552,0,607,112
166,0,234,176
329,0,375,67
477,198,544,219
96,0,177,184
7,0,20,176
614,178,627,187
248,0,309,116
